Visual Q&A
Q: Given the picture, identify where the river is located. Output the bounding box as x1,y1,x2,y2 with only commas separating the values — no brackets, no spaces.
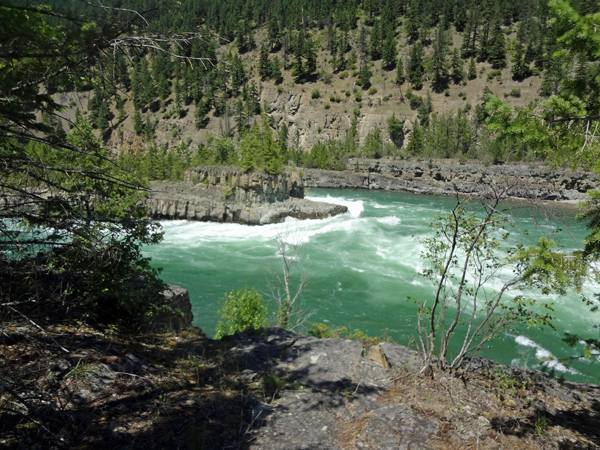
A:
144,188,600,384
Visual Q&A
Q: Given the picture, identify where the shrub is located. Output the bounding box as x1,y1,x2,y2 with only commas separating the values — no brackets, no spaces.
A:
345,90,351,97
319,71,333,84
215,286,267,339
311,89,321,99
324,102,331,109
354,91,363,102
444,89,450,96
339,71,349,79
368,87,378,95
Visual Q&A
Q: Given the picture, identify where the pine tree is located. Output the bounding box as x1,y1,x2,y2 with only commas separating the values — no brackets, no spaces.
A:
450,49,465,84
359,26,369,66
382,27,397,70
431,21,449,91
267,16,281,51
467,57,477,80
133,109,143,135
539,49,562,97
387,113,405,147
369,19,383,60
512,43,529,80
408,42,424,90
359,64,372,89
487,16,506,68
259,42,270,79
407,121,424,155
418,90,433,127
270,56,283,83
395,58,405,85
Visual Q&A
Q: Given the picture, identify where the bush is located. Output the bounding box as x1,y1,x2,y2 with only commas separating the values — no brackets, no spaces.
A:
215,286,267,339
368,87,378,95
444,89,450,96
324,102,331,109
354,91,363,102
339,71,349,79
345,90,351,97
319,71,333,84
311,89,321,99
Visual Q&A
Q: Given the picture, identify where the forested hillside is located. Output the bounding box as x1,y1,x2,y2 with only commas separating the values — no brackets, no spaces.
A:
33,0,600,179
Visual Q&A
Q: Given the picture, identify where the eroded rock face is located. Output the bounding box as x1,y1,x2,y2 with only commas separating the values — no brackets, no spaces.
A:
143,166,348,224
303,158,600,201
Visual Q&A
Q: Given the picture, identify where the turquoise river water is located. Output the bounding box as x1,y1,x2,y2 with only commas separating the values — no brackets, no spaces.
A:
144,188,600,384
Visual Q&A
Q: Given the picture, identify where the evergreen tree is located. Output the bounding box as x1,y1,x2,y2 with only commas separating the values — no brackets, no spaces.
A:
408,42,424,90
259,42,271,79
405,0,422,42
133,109,143,135
369,19,383,60
407,121,424,155
267,16,281,51
450,49,465,84
359,26,370,66
395,58,405,85
431,21,449,91
234,98,247,133
539,49,562,97
387,113,405,147
418,90,433,127
359,64,372,89
382,28,397,70
467,57,477,80
487,16,507,68
511,42,530,80
231,54,246,92
270,56,283,83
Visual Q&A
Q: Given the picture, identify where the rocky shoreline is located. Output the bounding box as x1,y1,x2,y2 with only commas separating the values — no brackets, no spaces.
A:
144,166,348,224
303,158,600,202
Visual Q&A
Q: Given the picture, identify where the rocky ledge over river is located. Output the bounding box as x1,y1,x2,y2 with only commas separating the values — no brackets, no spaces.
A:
303,158,600,202
144,166,347,224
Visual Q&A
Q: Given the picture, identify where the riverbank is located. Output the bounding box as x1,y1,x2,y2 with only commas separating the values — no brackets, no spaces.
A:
4,292,599,449
303,158,599,203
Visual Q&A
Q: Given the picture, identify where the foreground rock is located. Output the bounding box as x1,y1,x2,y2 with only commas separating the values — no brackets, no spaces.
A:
303,158,600,202
226,328,600,450
144,166,347,224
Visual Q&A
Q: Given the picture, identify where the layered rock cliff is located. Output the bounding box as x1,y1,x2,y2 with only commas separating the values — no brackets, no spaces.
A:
144,166,347,224
303,158,600,202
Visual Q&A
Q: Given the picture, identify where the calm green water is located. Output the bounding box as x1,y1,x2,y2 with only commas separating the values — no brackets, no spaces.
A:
144,188,600,384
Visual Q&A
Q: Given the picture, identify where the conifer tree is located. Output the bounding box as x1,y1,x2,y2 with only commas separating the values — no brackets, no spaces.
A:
382,28,397,69
407,121,424,155
133,109,143,135
359,26,370,66
451,49,465,84
467,57,477,80
259,42,271,79
359,64,372,89
369,19,383,60
408,42,424,89
487,16,507,68
431,21,449,91
270,56,283,83
268,16,281,51
395,58,405,85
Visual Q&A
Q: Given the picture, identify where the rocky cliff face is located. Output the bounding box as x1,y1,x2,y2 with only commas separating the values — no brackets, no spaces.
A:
303,158,600,201
144,166,347,224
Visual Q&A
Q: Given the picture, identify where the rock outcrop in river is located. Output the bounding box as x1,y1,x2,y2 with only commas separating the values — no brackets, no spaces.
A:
144,166,347,224
303,158,600,201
